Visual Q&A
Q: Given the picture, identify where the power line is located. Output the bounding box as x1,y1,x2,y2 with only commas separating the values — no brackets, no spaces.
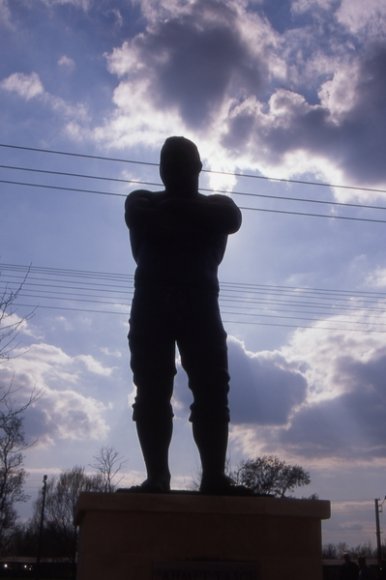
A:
5,284,386,319
222,280,386,298
3,163,386,213
13,302,386,334
2,142,386,195
3,262,385,300
0,143,158,168
3,277,386,313
5,287,371,317
0,178,125,198
222,309,386,328
238,206,386,224
0,163,151,185
220,295,386,315
3,178,386,224
3,262,386,334
0,263,132,281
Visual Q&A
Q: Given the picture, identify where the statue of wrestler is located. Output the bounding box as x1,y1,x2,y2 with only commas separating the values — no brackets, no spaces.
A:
125,136,242,494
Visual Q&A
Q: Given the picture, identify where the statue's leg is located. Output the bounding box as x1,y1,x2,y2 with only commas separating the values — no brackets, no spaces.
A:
134,400,173,492
129,291,176,492
191,416,229,492
178,293,231,492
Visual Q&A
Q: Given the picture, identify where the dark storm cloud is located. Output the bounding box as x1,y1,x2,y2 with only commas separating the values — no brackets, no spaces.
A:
22,405,52,442
227,338,307,425
341,44,386,183
173,337,307,426
112,1,386,185
116,0,266,128
225,43,386,185
277,347,386,459
149,22,255,127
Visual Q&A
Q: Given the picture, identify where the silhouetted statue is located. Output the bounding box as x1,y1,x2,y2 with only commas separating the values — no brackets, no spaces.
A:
125,136,242,494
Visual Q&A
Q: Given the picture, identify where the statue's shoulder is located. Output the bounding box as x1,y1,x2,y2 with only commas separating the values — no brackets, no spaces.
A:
127,189,153,201
125,189,165,208
199,192,238,207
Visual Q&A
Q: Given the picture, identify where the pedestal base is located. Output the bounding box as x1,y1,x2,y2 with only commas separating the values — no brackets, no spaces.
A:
75,492,330,580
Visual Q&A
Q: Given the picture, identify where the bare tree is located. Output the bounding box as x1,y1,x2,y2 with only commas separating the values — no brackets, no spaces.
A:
43,467,105,531
230,455,311,497
90,446,126,492
0,387,38,553
31,466,106,559
0,268,33,361
0,273,36,553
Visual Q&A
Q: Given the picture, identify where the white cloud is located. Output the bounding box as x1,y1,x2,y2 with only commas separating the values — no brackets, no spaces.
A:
108,7,123,28
227,336,307,425
131,0,197,25
82,0,386,198
0,310,38,344
109,13,264,129
91,77,186,150
336,0,386,37
106,41,144,77
173,334,307,426
0,70,88,121
58,55,76,72
267,316,386,461
100,347,123,358
365,267,386,289
227,42,386,189
318,66,359,121
25,387,109,444
0,72,44,100
89,0,277,152
40,0,92,10
76,354,114,376
291,0,337,14
0,342,113,445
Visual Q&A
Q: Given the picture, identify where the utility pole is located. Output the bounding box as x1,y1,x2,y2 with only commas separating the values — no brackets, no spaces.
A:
375,497,386,567
35,474,48,580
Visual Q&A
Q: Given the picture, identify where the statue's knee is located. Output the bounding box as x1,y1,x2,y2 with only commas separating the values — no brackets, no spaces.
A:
189,401,230,425
133,398,174,422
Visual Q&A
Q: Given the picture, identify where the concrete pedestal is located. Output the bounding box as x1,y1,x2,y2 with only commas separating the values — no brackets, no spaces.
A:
75,492,330,580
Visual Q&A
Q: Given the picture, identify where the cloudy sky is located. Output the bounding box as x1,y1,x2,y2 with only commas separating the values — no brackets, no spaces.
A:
1,0,386,549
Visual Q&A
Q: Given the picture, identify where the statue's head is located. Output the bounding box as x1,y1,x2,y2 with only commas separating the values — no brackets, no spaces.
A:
160,136,202,193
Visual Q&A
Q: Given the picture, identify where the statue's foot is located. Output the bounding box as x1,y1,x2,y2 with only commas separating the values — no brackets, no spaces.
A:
199,475,255,496
117,478,170,494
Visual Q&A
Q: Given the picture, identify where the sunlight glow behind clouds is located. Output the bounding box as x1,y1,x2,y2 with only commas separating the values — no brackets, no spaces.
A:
84,0,386,193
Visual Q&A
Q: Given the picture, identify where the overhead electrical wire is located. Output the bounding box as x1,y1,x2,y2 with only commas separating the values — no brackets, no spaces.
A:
5,285,386,318
2,263,386,334
3,164,386,213
3,277,386,313
2,263,386,300
2,142,386,195
2,143,386,224
2,178,386,224
11,302,386,334
3,263,386,301
2,142,386,331
2,148,386,224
